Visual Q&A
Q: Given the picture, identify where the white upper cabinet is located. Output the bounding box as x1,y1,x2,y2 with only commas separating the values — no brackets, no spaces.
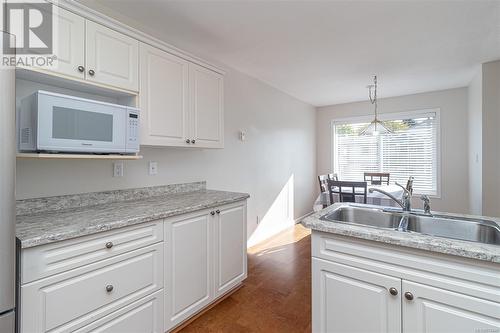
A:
16,7,85,79
139,45,224,149
189,64,224,148
18,4,225,146
140,43,190,146
86,21,139,92
19,9,139,92
49,7,85,80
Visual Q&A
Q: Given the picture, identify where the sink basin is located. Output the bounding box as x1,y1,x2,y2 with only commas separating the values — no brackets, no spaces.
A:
320,205,500,245
406,214,500,245
321,205,402,229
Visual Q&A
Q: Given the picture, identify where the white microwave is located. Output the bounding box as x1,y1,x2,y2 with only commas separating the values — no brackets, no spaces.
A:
18,91,139,154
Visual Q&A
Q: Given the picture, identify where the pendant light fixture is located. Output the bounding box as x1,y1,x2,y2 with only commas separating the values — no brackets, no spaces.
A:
359,75,393,136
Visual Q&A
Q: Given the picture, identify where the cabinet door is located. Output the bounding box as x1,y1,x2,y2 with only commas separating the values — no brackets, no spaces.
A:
73,290,164,333
402,280,500,333
51,7,85,79
189,64,224,148
21,243,163,333
19,6,85,79
139,43,190,147
165,212,212,330
86,21,139,91
214,204,247,298
312,258,402,333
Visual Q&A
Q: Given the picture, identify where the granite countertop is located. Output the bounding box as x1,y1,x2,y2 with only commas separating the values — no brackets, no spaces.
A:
17,187,249,249
302,203,500,264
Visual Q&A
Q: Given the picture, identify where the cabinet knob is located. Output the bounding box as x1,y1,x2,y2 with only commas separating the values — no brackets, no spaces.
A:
77,65,85,72
186,139,191,144
191,139,196,144
210,211,215,216
105,242,113,249
389,287,398,296
404,292,414,301
105,284,114,293
88,69,95,76
216,210,220,214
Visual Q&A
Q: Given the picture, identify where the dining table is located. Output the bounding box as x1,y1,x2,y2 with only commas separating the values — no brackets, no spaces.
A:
313,184,405,212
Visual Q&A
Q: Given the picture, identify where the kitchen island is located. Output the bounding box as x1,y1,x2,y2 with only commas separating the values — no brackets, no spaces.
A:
302,203,500,333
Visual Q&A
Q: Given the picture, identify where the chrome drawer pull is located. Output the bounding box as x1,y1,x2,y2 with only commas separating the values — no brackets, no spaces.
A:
105,284,114,293
105,242,113,249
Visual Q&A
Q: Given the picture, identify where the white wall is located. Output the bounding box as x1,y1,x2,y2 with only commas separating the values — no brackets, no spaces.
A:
317,88,469,214
467,69,483,215
482,60,500,218
16,67,317,246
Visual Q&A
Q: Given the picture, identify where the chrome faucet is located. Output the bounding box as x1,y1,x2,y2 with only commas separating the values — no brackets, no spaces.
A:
420,195,432,215
369,182,412,212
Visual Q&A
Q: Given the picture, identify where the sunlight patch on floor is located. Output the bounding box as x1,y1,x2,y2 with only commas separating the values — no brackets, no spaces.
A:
248,223,310,255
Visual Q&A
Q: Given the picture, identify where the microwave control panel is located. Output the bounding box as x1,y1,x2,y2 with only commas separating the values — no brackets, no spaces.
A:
126,108,140,152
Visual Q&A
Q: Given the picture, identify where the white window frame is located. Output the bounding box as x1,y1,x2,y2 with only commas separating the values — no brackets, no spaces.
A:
330,108,442,198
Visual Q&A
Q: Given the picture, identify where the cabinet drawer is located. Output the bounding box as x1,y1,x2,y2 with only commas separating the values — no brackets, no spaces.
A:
21,221,163,284
73,290,164,333
21,243,163,333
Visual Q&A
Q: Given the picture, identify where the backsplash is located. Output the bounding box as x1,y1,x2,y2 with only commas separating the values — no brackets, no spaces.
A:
16,181,206,216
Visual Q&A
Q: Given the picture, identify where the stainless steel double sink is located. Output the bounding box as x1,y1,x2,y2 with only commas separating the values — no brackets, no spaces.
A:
320,205,500,245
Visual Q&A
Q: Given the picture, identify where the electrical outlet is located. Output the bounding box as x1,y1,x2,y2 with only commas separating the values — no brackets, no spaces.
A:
239,130,246,141
148,161,158,175
113,162,124,177
256,215,260,224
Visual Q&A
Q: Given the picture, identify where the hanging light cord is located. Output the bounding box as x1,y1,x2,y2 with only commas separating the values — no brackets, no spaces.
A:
359,74,392,136
368,75,378,120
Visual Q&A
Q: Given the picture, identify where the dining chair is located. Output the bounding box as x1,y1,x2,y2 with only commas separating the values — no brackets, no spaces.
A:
327,180,367,204
318,175,330,194
364,172,390,185
328,173,338,181
318,175,331,208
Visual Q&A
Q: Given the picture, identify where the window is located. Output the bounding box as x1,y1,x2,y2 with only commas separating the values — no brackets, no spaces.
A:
332,110,440,196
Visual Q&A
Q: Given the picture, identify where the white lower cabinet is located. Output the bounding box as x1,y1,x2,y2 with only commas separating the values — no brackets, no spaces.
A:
311,232,500,333
312,258,401,333
72,289,164,333
19,221,165,333
402,281,500,333
165,212,212,329
21,243,164,333
19,201,247,333
165,202,247,331
214,204,247,298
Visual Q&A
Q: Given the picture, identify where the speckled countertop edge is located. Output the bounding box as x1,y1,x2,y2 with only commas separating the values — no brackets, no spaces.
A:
17,189,249,249
301,203,500,264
